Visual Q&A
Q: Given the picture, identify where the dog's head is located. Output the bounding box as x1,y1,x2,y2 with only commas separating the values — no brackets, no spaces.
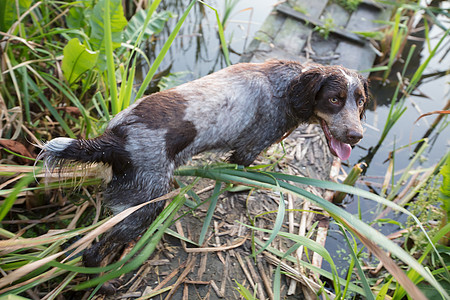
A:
288,64,369,160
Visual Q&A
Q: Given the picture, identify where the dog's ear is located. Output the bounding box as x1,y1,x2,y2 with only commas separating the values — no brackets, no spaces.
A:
288,68,326,121
358,74,370,120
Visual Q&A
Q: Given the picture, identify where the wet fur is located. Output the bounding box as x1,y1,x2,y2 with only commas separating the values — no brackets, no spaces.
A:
38,59,368,292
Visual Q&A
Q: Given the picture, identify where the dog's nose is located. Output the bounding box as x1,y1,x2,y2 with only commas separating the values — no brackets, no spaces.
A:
347,130,363,143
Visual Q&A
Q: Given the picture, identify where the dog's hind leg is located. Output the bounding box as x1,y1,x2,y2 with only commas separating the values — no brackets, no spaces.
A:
82,167,172,294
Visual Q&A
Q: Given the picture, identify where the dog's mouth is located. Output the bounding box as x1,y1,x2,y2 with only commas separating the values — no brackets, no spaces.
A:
319,119,352,161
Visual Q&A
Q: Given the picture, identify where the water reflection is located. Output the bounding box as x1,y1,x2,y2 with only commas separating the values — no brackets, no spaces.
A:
136,0,276,84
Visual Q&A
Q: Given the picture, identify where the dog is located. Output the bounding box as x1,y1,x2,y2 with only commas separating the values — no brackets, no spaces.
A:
38,59,368,292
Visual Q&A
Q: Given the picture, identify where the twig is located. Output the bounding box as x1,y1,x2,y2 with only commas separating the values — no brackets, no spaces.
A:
257,258,274,300
214,220,225,264
197,252,208,279
150,260,187,293
246,256,265,300
210,280,223,298
235,251,256,290
220,252,230,296
263,252,335,299
164,254,197,300
184,235,248,253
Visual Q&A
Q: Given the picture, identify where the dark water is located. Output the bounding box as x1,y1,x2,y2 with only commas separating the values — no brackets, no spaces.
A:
145,0,449,278
145,0,277,80
350,20,449,217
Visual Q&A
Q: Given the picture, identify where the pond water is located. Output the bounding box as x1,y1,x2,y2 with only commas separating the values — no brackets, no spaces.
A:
145,0,449,278
147,0,278,79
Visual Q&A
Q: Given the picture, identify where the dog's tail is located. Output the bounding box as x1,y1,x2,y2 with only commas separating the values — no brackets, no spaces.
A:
38,130,128,174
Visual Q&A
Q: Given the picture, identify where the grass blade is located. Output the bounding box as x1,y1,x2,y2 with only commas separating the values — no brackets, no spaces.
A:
104,0,118,114
176,166,449,298
0,174,34,222
198,1,231,66
339,224,375,300
198,181,223,245
135,0,196,100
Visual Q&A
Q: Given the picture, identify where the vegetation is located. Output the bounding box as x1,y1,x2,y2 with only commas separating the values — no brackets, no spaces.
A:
314,14,336,40
0,0,449,299
333,0,362,12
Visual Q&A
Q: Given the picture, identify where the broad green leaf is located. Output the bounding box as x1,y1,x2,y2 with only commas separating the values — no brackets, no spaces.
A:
417,279,450,300
89,0,127,71
89,0,127,51
0,0,32,32
157,71,190,90
66,5,87,29
62,38,99,85
124,10,173,44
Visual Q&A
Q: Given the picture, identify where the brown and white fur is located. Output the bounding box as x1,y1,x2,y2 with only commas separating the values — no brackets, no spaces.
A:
38,59,368,290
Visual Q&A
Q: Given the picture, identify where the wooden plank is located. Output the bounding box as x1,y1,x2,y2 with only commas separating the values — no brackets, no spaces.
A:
246,0,329,62
241,11,286,62
333,3,392,73
276,4,366,45
272,0,328,54
308,3,351,62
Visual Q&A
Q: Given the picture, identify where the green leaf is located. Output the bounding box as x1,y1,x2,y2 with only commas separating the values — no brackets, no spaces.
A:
0,294,32,300
0,0,32,32
124,10,173,44
438,152,450,218
157,71,190,90
66,5,87,29
89,0,127,70
339,225,375,300
62,38,99,85
417,279,450,300
90,0,127,50
235,280,258,299
246,224,337,271
198,182,223,245
176,166,449,299
198,1,231,66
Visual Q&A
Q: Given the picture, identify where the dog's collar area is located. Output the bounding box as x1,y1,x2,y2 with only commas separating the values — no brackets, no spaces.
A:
319,118,352,161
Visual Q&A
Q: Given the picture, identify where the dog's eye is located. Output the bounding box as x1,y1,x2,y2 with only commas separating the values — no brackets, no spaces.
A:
357,98,365,107
329,98,339,104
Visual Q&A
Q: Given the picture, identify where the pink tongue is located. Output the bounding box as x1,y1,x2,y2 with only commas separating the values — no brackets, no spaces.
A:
330,137,352,161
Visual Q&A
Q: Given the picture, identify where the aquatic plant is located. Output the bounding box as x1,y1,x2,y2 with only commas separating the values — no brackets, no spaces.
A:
314,14,336,40
334,0,362,12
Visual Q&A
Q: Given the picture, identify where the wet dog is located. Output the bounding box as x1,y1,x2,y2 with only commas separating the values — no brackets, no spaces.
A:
39,59,368,292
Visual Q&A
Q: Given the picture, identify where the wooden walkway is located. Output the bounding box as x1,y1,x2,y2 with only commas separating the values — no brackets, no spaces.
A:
241,0,390,76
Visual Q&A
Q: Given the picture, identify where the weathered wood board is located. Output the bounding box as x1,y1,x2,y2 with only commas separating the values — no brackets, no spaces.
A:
242,0,391,76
